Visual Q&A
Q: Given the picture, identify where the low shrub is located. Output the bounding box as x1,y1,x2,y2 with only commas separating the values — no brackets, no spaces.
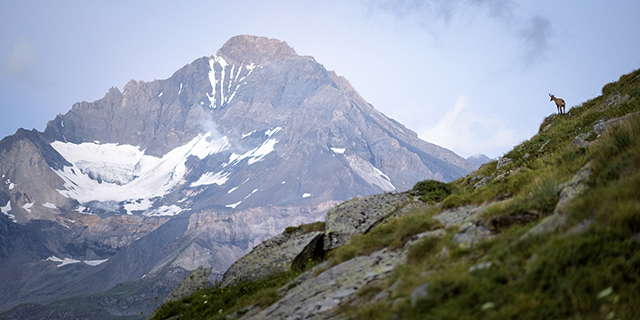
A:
412,180,453,203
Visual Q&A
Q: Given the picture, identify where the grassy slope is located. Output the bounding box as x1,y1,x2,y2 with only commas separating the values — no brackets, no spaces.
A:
152,68,640,320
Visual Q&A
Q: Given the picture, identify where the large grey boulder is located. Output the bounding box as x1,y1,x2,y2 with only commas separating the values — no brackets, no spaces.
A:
220,229,324,288
323,193,410,250
242,248,401,320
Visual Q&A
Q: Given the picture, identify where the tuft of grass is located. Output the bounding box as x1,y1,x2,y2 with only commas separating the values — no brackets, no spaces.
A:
284,221,325,235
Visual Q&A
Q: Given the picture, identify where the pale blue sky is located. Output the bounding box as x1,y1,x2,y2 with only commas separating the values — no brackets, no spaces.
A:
1,1,639,158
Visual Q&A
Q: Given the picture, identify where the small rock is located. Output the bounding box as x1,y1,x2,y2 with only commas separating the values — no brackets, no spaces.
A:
433,204,495,228
372,291,390,302
410,283,429,306
453,225,494,249
496,157,512,170
556,162,593,213
519,214,568,241
603,93,630,109
468,261,492,273
597,287,613,299
437,246,449,259
593,111,640,135
481,302,496,310
562,219,593,237
538,140,550,152
473,176,491,189
388,278,403,298
392,297,407,309
571,132,592,149
404,229,446,249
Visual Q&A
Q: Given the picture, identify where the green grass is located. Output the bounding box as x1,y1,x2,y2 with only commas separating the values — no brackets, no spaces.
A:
151,269,303,320
284,221,325,234
397,227,640,320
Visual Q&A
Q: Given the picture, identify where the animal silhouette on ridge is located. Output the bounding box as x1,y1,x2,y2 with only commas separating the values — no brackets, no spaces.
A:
549,93,566,115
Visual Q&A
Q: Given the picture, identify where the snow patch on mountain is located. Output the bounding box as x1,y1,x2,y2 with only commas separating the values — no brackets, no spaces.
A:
43,202,57,209
345,154,396,192
83,259,109,266
226,201,242,209
265,127,281,137
243,189,258,199
50,132,231,214
207,56,257,109
145,205,184,217
45,256,109,267
1,201,16,223
242,130,256,138
227,135,279,166
4,178,14,190
191,171,231,187
45,256,81,267
22,202,33,213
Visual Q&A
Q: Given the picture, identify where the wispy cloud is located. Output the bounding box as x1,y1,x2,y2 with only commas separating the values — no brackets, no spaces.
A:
519,15,553,66
360,0,553,68
420,96,522,158
2,40,37,81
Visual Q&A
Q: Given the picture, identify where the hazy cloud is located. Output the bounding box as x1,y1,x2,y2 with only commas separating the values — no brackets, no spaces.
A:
519,15,553,66
362,0,515,26
2,40,37,80
360,0,553,67
420,96,521,158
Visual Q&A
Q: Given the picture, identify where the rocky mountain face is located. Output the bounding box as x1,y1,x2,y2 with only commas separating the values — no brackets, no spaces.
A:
0,35,475,317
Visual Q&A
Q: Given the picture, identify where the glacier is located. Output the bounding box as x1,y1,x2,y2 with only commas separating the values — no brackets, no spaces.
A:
50,132,231,215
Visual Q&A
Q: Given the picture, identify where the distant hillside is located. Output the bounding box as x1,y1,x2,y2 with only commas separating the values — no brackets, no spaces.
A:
466,153,492,169
142,67,640,320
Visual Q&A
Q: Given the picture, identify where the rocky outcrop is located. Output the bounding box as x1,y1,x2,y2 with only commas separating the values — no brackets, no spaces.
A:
520,162,593,240
165,266,212,303
323,193,410,250
220,229,324,288
242,249,401,320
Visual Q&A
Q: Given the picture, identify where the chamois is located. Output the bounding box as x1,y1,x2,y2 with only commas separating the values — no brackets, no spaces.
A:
549,93,565,115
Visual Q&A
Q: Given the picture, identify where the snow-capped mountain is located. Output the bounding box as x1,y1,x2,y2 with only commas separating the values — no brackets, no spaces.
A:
0,35,476,316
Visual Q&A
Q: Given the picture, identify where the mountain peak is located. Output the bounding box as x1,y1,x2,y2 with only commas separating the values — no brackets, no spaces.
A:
217,35,298,66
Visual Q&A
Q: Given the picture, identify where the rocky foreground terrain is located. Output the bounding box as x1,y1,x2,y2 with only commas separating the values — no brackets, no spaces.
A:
146,68,640,319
